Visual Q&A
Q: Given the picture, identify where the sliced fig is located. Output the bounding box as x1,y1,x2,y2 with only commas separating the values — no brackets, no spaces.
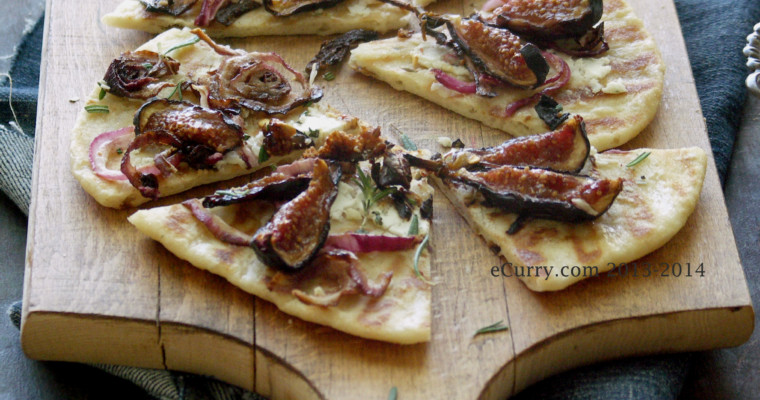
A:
214,0,260,25
262,119,313,156
196,52,323,116
451,166,623,224
103,50,180,99
486,0,603,40
263,0,344,17
445,115,589,172
133,98,244,152
139,0,197,16
447,16,549,90
202,171,312,208
305,29,379,74
312,127,386,162
371,151,412,190
252,159,342,272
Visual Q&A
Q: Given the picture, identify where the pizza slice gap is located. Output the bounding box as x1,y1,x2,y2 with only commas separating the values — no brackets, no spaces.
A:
348,0,665,151
129,145,435,343
408,117,707,291
102,0,434,37
70,28,379,208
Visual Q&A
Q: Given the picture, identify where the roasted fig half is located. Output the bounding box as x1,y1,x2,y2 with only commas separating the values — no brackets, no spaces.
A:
312,127,387,162
447,16,549,91
445,115,589,173
371,151,412,190
252,159,342,272
214,0,260,25
263,0,345,17
452,165,623,225
262,119,313,156
484,0,604,40
103,51,180,99
139,0,197,16
202,170,312,208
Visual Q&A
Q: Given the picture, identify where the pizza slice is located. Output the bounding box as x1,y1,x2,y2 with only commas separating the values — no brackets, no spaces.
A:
70,28,376,208
129,144,435,343
349,0,665,151
102,0,434,37
406,116,707,291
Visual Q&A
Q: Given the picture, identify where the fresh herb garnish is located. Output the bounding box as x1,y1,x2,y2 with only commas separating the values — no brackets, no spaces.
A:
372,211,383,226
116,148,123,155
323,71,335,81
388,386,398,400
399,132,418,151
354,168,395,229
474,321,509,336
84,105,109,113
98,88,106,100
96,80,109,100
626,151,651,168
142,62,153,70
163,35,200,56
307,128,320,138
534,94,569,130
413,234,433,285
166,81,184,101
258,146,269,163
242,134,251,141
408,214,419,236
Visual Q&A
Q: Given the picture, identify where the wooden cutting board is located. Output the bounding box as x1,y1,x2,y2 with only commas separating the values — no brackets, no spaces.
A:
20,0,754,399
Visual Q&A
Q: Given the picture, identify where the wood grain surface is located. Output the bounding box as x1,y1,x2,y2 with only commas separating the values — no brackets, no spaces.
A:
20,0,754,399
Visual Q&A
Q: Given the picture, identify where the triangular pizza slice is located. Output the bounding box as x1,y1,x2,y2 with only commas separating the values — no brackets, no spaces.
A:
349,0,664,151
129,144,435,343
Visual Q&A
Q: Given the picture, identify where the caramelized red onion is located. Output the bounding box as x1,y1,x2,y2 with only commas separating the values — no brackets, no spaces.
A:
324,233,421,253
183,199,252,246
89,127,135,181
503,51,570,117
103,51,180,99
195,0,228,26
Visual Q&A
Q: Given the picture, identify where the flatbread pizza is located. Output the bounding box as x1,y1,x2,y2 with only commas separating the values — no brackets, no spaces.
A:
102,0,434,37
349,0,665,150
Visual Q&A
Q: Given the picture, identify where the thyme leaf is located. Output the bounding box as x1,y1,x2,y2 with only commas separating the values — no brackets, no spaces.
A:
474,321,509,336
626,151,651,168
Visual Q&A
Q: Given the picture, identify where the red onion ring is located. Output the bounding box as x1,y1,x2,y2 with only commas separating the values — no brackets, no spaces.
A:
182,199,252,246
432,69,477,94
274,157,316,177
481,0,505,12
503,51,571,117
89,127,134,181
195,0,227,27
324,233,421,253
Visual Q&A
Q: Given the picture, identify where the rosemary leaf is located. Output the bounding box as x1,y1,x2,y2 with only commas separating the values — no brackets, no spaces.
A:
474,321,509,336
164,35,200,55
142,62,153,70
84,105,109,114
626,151,651,168
307,128,320,138
98,88,106,100
408,214,419,236
388,386,398,400
258,146,269,163
323,71,335,81
166,81,184,101
413,234,433,285
371,187,395,205
399,132,418,151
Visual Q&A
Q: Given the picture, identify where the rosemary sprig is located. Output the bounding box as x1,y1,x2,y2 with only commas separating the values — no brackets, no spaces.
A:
408,214,419,236
626,151,651,168
388,386,398,400
413,234,433,285
166,81,184,101
353,168,395,229
474,321,509,336
163,35,200,56
84,105,109,113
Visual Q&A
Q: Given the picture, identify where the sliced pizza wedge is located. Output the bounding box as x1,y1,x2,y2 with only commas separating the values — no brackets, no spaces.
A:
129,146,435,343
102,0,434,37
419,129,707,291
349,0,664,151
70,28,375,208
